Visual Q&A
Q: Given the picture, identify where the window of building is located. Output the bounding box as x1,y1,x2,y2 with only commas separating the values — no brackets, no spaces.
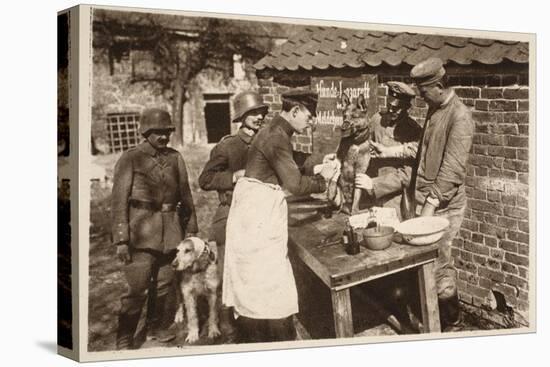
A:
106,112,141,153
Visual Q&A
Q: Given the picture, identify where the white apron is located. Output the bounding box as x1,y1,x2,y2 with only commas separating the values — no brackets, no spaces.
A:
222,177,298,319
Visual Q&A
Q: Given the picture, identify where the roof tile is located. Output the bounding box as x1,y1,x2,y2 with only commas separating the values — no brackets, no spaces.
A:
255,28,528,70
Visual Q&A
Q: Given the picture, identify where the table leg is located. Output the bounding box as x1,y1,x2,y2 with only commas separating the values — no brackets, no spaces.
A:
417,262,441,333
331,288,353,338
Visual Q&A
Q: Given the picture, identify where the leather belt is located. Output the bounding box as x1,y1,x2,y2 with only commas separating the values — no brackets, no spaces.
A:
129,199,177,212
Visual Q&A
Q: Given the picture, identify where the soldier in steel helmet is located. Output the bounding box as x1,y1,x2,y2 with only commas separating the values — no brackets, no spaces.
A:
111,108,198,349
198,90,268,337
222,90,338,343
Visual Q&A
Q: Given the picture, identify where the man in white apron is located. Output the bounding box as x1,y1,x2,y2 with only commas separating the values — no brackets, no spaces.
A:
223,90,338,343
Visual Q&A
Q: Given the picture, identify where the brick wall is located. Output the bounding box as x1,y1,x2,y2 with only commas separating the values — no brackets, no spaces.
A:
92,50,172,146
446,75,530,325
257,65,530,325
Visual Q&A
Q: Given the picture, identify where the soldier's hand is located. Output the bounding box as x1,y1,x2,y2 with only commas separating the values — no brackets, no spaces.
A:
232,169,245,183
370,142,390,157
355,173,373,190
420,203,436,217
117,244,132,264
319,161,339,181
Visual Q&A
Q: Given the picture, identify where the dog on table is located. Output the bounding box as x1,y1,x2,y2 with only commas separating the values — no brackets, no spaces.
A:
172,237,221,343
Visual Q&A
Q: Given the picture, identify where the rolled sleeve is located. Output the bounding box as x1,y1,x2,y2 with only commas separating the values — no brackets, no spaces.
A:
402,141,418,159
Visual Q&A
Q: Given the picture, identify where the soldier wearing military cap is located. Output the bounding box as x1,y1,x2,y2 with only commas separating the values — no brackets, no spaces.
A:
198,90,268,336
356,58,474,330
355,81,422,216
222,89,338,343
111,108,198,349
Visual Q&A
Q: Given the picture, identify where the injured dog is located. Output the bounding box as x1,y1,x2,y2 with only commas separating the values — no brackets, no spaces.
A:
172,237,221,343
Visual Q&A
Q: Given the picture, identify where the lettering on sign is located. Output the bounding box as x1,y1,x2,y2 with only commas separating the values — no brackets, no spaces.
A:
312,76,378,129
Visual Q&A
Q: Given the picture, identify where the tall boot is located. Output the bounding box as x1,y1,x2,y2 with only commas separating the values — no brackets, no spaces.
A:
148,294,176,343
220,306,237,342
235,316,266,343
116,312,142,350
440,293,462,332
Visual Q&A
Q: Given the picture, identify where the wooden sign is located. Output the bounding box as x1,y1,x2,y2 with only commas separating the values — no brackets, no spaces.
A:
306,75,378,163
313,75,378,128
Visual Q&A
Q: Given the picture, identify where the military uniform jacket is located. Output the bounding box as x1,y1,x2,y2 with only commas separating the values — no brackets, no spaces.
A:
372,92,474,213
111,142,198,252
367,112,422,212
371,113,421,154
245,115,326,196
198,128,253,218
369,112,421,172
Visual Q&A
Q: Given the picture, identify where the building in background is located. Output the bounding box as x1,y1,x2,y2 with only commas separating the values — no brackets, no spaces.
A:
254,26,530,327
91,9,307,153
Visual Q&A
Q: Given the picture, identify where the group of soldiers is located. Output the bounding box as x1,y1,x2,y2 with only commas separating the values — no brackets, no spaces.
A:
110,56,474,349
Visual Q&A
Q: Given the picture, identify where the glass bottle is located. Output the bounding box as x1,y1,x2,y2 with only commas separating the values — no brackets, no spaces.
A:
344,220,360,255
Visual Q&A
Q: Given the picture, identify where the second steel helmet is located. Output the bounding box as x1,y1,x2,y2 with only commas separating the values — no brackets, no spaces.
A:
231,91,268,122
139,108,175,135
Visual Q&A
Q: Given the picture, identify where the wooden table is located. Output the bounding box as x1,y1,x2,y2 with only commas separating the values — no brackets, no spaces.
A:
288,213,441,337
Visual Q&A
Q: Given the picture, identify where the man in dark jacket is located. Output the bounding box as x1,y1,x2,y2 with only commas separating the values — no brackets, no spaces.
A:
198,91,268,336
222,90,338,343
111,108,198,349
199,91,268,266
356,58,474,330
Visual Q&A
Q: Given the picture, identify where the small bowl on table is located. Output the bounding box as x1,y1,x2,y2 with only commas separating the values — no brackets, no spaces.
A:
359,226,395,251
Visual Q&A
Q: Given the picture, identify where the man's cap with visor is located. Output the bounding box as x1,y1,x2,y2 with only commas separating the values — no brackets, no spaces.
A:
281,89,318,117
410,57,446,86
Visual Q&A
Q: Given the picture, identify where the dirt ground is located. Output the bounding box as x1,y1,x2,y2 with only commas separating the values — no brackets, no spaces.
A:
87,143,489,352
88,143,222,351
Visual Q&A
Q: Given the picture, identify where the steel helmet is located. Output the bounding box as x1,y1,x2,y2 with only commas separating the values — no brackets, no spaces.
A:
139,108,175,135
231,91,268,122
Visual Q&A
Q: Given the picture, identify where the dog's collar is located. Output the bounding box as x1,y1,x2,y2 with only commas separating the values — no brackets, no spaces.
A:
197,241,211,260
191,241,216,274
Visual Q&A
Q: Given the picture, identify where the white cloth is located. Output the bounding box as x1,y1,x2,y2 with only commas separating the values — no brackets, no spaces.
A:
312,157,342,205
222,177,298,319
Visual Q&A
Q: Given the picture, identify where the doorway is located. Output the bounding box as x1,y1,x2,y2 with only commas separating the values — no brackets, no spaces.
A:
204,94,232,143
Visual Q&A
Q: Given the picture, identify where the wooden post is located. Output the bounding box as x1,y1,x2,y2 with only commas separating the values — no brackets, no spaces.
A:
417,262,441,333
331,288,353,338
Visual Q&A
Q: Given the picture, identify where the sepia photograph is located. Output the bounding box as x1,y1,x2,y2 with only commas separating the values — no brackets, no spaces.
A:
55,2,535,362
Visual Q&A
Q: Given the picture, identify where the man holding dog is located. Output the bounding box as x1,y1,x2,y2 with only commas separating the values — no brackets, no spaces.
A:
222,90,339,343
355,58,474,330
111,108,198,349
360,81,422,217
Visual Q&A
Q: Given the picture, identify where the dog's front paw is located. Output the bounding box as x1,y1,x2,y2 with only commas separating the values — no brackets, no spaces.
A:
185,329,199,344
174,306,184,324
208,324,221,339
